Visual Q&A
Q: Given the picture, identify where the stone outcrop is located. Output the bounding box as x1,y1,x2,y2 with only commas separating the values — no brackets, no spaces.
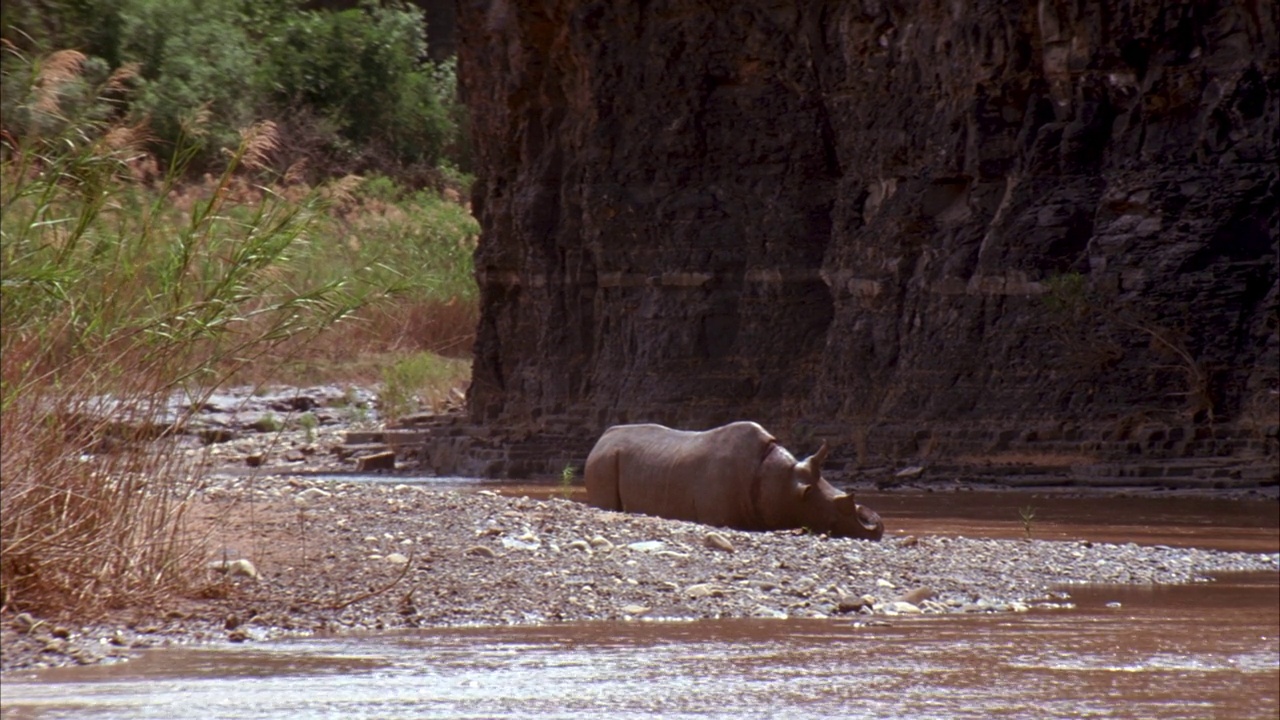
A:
455,0,1278,474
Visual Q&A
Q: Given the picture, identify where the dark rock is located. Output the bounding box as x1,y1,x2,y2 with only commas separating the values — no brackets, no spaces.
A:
198,427,238,445
356,451,396,472
456,1,1278,473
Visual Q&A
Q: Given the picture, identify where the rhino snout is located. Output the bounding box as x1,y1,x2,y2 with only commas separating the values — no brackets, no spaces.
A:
856,505,882,530
855,505,884,540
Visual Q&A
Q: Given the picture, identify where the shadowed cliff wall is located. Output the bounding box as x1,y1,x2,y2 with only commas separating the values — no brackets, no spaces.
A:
456,0,1278,465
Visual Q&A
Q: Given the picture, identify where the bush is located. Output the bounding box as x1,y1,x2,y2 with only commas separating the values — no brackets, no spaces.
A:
115,0,261,168
262,3,458,167
1,0,468,184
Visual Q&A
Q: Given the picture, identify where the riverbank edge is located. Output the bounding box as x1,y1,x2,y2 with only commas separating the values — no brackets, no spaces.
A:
2,478,1276,676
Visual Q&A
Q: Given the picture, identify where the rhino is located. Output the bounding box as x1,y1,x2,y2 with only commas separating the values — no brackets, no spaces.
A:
584,421,884,540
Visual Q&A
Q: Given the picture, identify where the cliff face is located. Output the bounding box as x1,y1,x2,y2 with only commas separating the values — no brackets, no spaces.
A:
456,0,1278,465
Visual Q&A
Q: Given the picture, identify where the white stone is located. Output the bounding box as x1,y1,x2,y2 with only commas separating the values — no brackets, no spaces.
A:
685,583,724,599
704,532,735,553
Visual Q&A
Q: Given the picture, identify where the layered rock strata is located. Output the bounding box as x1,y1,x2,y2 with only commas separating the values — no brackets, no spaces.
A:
456,0,1278,472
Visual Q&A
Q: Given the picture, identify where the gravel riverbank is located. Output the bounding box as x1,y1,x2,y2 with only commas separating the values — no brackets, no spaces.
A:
3,387,1277,673
3,468,1277,673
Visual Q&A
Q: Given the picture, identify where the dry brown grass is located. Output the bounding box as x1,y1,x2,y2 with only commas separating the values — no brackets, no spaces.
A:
0,361,210,617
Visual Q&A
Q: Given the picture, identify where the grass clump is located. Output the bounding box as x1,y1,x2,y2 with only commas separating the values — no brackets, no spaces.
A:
379,351,470,422
0,47,476,618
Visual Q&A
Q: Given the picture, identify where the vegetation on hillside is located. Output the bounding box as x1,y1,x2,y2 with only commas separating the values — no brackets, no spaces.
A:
2,0,469,186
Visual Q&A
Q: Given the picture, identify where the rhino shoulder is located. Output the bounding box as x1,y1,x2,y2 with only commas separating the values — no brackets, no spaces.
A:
711,421,775,445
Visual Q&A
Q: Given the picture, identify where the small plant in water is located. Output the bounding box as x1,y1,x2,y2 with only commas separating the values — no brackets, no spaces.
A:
1019,505,1037,540
559,464,576,499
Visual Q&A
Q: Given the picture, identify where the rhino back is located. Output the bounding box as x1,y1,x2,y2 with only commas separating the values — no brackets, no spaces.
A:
592,422,772,526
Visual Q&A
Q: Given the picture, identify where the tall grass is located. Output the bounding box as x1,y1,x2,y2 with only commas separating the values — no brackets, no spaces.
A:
0,47,477,616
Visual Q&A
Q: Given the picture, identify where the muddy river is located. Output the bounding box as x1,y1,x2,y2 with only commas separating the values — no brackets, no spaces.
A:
2,490,1277,719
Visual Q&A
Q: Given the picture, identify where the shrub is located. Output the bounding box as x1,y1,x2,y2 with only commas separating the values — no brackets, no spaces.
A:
2,0,469,184
121,0,267,168
265,3,449,155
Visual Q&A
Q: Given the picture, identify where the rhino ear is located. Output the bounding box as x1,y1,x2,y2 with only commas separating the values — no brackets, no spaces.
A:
798,442,829,480
834,493,858,516
812,442,829,470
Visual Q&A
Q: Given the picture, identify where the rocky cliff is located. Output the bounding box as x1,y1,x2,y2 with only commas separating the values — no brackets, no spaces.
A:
455,0,1278,472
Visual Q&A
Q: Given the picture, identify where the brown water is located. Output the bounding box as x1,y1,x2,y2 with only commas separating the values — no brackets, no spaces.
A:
865,490,1280,553
501,485,1279,553
2,491,1277,720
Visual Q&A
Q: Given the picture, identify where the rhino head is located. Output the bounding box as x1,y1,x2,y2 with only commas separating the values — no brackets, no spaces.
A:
792,442,884,540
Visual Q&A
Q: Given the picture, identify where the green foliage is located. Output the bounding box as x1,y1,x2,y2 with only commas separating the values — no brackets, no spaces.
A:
1018,505,1037,540
297,411,319,442
2,0,468,182
559,464,576,499
1040,271,1213,420
115,0,260,166
1041,272,1090,320
261,2,458,168
378,351,469,421
317,183,479,304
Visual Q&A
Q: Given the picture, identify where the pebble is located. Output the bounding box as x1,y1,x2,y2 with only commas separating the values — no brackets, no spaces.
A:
894,587,935,605
385,553,409,565
295,487,331,504
501,536,540,551
207,558,258,579
13,613,40,633
704,532,735,553
685,583,725,599
835,594,867,614
752,605,788,619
